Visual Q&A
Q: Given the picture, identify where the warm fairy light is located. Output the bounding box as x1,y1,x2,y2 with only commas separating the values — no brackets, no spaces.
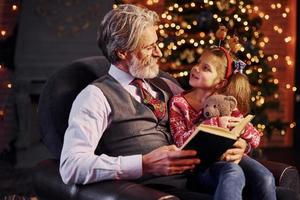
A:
259,42,265,47
189,38,195,43
284,36,292,43
0,64,2,69
280,130,285,136
178,7,183,12
146,0,153,5
245,66,252,72
174,3,179,8
112,4,118,9
158,42,164,48
191,2,196,7
271,4,276,9
253,6,259,11
0,110,4,117
274,93,279,98
1,30,6,36
12,4,18,11
286,84,291,89
273,54,279,59
276,3,282,8
285,8,290,13
259,12,264,18
282,13,287,18
290,122,296,129
209,1,213,5
274,79,279,84
264,15,269,20
199,32,205,37
7,83,12,88
263,37,269,43
272,67,277,72
292,87,297,92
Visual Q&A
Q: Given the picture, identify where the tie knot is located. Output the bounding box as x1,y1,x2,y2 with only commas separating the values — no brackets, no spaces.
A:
131,78,144,88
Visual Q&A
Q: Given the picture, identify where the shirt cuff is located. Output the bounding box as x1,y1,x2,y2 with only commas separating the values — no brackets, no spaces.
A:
119,154,143,180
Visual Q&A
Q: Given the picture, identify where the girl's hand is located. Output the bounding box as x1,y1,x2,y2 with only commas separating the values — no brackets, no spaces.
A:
219,116,242,129
220,138,247,164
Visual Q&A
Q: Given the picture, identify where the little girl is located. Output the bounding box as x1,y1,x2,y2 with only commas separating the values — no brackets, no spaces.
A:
169,47,276,200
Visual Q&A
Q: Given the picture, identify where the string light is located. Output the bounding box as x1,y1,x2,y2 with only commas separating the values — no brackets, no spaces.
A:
1,30,6,36
155,1,296,135
12,5,18,11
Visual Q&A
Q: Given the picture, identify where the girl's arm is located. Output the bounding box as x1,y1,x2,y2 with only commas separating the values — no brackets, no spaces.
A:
201,111,262,154
169,96,197,148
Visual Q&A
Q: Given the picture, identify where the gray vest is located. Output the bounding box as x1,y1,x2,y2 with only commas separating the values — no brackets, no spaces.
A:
92,75,174,157
93,75,187,187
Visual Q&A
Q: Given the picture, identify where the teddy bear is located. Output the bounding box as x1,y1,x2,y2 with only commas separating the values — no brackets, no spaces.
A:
203,94,237,119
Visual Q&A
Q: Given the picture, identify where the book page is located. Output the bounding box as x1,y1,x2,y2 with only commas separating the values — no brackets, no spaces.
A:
230,114,255,137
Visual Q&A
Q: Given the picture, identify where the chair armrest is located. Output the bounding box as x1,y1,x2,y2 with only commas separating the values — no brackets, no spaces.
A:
257,159,300,193
33,159,179,200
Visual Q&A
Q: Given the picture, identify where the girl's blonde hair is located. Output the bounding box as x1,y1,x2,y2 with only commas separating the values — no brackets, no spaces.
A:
203,47,251,115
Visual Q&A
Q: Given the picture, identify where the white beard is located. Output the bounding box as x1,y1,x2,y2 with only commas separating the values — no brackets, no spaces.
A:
128,54,159,79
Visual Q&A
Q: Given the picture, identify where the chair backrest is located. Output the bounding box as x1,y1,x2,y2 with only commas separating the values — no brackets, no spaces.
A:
37,56,110,158
38,56,179,159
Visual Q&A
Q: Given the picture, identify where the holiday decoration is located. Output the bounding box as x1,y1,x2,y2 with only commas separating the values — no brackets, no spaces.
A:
115,0,296,143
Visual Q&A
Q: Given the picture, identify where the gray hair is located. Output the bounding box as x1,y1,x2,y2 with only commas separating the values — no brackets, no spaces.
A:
97,4,159,64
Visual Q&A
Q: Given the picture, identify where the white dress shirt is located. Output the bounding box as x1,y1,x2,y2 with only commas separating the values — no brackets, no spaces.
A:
59,64,183,185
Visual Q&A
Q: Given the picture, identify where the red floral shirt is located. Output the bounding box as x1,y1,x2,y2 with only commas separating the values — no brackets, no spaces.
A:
169,93,262,153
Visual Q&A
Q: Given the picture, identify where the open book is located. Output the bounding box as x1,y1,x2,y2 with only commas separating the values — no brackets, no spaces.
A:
180,115,255,166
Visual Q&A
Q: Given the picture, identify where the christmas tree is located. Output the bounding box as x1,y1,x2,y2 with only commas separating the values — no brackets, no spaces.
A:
114,0,288,140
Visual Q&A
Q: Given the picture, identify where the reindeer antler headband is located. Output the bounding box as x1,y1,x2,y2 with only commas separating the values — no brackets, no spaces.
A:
215,25,246,79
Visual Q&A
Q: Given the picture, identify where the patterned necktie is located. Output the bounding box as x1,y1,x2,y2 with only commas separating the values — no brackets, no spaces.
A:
132,78,166,121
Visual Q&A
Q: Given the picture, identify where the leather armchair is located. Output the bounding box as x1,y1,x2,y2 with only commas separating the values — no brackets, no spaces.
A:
34,56,300,200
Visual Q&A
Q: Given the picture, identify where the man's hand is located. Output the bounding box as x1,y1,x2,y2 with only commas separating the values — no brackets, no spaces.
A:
142,145,200,176
220,138,247,164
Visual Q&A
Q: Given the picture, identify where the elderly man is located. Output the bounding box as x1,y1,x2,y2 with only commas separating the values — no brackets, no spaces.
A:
59,4,247,199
